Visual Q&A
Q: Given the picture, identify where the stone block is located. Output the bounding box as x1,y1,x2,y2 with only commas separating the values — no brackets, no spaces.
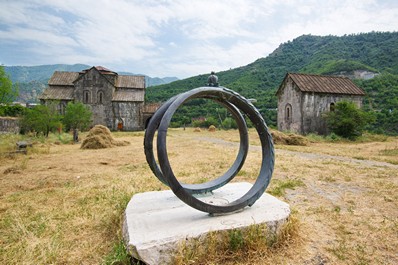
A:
123,182,290,265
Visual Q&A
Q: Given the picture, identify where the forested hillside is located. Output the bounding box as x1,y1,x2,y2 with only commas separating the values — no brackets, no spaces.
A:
146,32,398,134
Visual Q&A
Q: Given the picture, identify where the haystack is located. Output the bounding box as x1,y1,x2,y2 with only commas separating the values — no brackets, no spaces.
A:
193,127,201,132
208,125,216,132
270,129,308,146
81,125,130,149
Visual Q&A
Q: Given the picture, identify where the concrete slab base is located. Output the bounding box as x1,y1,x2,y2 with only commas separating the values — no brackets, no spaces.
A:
123,182,290,265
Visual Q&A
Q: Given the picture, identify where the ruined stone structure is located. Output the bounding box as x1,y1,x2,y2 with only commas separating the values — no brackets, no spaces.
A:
39,66,156,131
276,73,365,135
0,117,20,133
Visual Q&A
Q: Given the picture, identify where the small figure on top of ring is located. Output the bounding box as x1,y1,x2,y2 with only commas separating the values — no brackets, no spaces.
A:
207,71,219,87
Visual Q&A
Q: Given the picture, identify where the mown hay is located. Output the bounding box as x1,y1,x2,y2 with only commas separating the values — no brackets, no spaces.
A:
194,127,201,132
271,129,308,146
208,125,216,132
80,125,130,149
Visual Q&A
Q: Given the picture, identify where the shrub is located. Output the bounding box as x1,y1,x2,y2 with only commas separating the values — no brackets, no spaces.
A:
20,104,61,137
221,117,238,129
0,104,26,117
323,101,375,140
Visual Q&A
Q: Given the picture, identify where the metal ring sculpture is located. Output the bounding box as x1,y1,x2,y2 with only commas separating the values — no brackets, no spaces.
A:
144,87,274,214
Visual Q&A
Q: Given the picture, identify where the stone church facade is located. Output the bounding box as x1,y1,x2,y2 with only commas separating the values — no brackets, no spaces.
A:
39,66,152,131
276,73,365,135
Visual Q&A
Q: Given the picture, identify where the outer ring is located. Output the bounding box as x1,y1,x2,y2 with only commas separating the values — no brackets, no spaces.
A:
156,87,274,214
144,93,249,194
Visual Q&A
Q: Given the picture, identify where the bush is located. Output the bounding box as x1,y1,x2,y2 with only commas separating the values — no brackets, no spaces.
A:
0,104,26,117
221,117,238,129
323,101,374,140
191,116,218,128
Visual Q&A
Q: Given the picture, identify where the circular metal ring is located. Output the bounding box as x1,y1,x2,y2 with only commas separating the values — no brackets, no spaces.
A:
144,94,249,194
151,87,274,214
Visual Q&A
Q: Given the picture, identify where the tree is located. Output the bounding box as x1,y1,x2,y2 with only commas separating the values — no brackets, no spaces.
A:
21,103,61,137
323,101,374,139
0,65,18,103
62,102,92,142
63,102,92,131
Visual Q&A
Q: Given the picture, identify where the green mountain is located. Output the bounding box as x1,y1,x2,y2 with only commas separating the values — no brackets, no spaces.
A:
146,31,398,134
5,64,179,103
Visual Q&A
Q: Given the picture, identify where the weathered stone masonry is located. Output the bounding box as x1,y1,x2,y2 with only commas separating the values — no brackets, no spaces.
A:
39,66,154,131
276,73,365,135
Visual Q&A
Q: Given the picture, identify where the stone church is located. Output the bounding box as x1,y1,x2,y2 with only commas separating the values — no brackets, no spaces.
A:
39,66,157,131
276,73,365,135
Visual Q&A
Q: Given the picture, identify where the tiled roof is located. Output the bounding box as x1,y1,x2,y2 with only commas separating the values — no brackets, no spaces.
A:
116,75,145,89
48,72,79,86
112,89,145,102
94,66,114,72
48,69,145,89
287,73,365,95
38,86,74,100
142,103,161,113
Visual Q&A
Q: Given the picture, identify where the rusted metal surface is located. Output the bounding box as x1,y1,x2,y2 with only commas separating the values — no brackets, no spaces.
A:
144,87,275,214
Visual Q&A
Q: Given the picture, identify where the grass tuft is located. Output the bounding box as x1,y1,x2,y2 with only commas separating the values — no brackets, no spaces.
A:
268,178,305,197
102,240,131,265
173,214,300,265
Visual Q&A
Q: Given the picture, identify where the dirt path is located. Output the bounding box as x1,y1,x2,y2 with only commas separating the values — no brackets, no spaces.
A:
195,135,398,264
196,136,398,169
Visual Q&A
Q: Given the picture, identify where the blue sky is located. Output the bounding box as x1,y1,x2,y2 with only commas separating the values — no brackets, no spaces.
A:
0,0,397,78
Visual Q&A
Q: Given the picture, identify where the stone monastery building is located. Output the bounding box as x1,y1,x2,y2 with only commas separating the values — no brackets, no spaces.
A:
276,73,365,135
39,66,157,131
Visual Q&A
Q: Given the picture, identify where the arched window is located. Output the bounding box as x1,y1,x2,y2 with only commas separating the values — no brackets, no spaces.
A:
98,91,104,104
285,104,292,122
330,102,335,112
83,90,90,103
60,102,67,115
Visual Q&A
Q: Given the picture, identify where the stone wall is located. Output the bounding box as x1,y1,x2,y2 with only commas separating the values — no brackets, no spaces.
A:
74,68,116,129
277,78,303,133
301,93,363,135
0,117,20,133
112,102,143,131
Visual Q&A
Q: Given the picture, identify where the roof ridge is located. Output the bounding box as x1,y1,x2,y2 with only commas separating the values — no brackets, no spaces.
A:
289,72,350,79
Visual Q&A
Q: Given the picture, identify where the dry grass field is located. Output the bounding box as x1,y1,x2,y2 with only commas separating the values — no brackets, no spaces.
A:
0,128,397,264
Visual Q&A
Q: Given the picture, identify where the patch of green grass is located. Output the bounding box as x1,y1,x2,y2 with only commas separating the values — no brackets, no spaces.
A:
102,240,131,265
379,146,398,156
0,133,25,153
305,133,326,142
237,169,250,177
356,133,389,143
328,239,348,260
268,178,305,196
333,206,341,213
46,132,73,144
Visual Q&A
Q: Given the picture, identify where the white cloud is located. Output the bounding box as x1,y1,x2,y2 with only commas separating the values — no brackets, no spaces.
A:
0,0,397,78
